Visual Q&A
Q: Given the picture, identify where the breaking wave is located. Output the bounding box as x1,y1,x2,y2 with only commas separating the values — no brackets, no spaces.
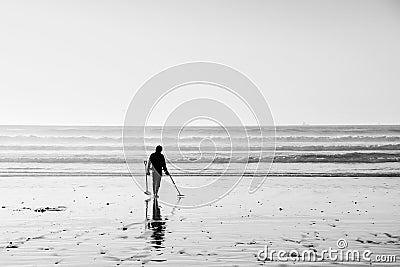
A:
0,152,399,164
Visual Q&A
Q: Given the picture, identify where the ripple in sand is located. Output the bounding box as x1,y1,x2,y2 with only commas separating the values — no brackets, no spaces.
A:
34,206,67,213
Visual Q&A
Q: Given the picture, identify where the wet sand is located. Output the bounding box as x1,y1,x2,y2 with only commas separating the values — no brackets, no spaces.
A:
0,176,399,266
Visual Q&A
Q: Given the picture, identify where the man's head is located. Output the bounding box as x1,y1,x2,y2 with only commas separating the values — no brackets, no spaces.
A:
155,145,163,153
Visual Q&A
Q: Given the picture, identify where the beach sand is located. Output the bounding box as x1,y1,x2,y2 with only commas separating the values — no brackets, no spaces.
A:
0,176,399,266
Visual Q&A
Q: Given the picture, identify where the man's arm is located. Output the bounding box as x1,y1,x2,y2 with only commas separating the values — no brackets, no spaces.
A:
162,155,169,175
146,157,151,175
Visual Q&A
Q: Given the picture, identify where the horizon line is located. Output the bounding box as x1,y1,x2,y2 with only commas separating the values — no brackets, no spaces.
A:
0,123,399,127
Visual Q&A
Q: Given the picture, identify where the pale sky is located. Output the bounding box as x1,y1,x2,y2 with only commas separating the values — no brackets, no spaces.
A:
0,0,399,125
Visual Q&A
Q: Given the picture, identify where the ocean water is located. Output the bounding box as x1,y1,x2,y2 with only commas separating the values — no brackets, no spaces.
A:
0,125,399,178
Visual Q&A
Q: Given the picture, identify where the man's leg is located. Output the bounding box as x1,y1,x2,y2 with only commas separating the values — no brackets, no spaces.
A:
152,171,161,197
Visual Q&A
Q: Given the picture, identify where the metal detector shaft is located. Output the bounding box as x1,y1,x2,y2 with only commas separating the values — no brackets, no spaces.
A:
169,174,183,196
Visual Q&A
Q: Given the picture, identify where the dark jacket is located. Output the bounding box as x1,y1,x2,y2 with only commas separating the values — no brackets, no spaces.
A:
148,152,168,175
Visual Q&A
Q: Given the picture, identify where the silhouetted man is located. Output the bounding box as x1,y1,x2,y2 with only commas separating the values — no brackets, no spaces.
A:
146,145,169,197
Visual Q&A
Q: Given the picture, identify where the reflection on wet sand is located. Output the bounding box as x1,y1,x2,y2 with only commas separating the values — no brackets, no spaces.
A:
146,198,166,250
